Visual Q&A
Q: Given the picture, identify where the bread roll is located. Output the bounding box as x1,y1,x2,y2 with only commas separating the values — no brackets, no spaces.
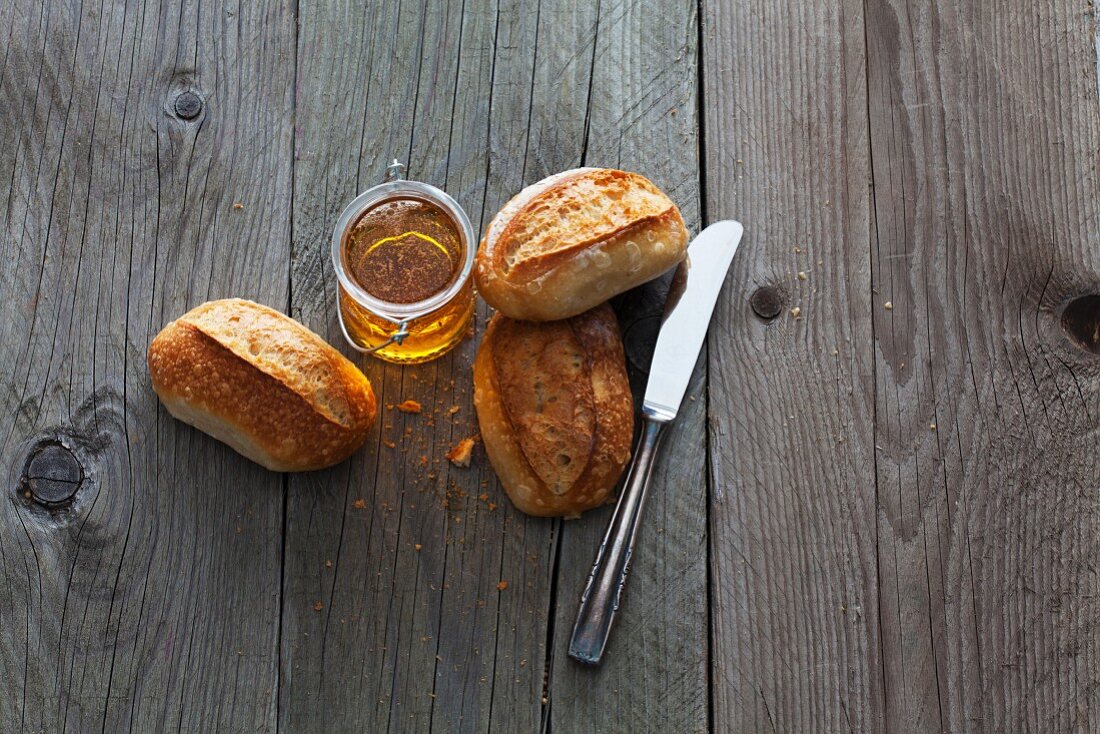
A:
148,299,377,472
475,168,689,321
473,304,634,518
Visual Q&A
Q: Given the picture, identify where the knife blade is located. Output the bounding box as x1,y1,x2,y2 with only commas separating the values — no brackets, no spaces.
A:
568,220,744,665
643,219,744,421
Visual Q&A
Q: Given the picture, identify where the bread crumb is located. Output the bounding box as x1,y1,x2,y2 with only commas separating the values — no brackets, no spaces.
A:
884,301,894,310
790,306,802,319
232,202,244,210
487,502,497,511
384,440,396,449
415,543,422,551
478,493,489,502
447,405,461,415
397,399,422,413
313,601,323,612
797,271,807,280
446,436,478,467
325,559,332,568
496,581,508,591
930,423,937,430
352,498,366,509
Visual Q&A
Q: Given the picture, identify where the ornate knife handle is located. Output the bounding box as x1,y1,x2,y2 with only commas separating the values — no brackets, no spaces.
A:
568,415,669,665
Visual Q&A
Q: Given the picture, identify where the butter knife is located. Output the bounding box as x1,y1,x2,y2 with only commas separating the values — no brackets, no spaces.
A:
568,219,744,665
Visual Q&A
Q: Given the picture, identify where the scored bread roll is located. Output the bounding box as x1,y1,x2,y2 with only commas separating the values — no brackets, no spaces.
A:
473,304,634,518
475,168,689,321
148,299,377,472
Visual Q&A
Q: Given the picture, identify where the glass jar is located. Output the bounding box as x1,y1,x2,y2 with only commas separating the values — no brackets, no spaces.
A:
332,160,477,364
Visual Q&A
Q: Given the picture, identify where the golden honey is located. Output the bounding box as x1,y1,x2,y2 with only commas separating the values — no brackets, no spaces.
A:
346,199,461,303
339,279,474,363
333,175,477,364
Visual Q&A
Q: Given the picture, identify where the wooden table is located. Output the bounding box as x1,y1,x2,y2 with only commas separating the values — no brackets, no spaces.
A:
2,1,1098,731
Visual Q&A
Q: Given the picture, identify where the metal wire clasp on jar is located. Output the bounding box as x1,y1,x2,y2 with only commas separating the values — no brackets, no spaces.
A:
331,160,477,364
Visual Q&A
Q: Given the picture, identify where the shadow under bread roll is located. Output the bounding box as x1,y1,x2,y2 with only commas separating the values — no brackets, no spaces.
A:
473,304,634,518
148,298,377,472
475,168,689,321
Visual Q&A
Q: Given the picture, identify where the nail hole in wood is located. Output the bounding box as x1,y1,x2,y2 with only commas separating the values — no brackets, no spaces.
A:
1062,294,1100,354
750,286,785,321
20,442,84,508
173,90,203,120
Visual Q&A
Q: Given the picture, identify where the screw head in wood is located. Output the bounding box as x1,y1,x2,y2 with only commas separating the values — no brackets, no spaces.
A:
21,442,83,508
174,90,203,120
750,286,784,321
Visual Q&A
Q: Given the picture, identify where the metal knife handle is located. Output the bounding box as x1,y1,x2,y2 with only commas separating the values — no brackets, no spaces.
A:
568,415,669,665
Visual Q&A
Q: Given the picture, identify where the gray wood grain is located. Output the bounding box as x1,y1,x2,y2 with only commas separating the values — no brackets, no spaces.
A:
865,3,1100,731
4,0,1098,731
703,0,881,730
546,0,710,732
0,0,295,731
283,1,555,731
285,0,710,731
705,0,1100,731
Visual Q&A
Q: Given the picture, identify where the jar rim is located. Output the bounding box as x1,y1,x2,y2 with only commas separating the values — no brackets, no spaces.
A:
331,180,477,321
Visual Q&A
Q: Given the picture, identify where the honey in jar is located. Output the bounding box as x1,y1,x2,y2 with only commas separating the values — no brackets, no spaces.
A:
346,199,461,304
332,164,476,364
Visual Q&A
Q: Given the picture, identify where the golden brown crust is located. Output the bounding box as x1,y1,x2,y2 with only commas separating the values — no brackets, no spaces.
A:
148,299,377,472
473,305,633,518
475,168,689,321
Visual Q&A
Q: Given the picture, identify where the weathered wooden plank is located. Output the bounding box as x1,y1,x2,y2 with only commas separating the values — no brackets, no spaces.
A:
0,0,295,731
864,3,1100,731
703,0,882,730
546,0,710,732
705,0,1100,730
283,1,556,731
286,0,710,730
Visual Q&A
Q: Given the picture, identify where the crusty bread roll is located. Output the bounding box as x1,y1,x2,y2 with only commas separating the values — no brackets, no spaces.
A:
475,168,689,321
148,299,377,472
473,304,634,518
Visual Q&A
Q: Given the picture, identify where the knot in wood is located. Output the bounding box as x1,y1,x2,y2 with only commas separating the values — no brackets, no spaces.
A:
173,90,204,120
21,442,83,508
1062,294,1100,354
750,285,784,321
